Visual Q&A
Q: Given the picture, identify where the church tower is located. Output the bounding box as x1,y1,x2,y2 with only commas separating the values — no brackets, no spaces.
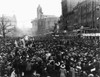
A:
37,5,43,19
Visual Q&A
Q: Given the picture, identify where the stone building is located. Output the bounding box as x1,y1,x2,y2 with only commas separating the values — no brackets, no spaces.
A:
31,5,58,36
61,0,83,16
60,0,100,32
60,0,84,31
67,0,100,33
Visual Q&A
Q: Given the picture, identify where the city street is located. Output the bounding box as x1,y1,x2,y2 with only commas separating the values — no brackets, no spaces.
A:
0,0,100,77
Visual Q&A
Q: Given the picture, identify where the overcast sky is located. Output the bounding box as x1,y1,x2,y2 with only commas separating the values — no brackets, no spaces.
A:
0,0,62,29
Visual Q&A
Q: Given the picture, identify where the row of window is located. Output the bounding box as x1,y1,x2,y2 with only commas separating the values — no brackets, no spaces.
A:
73,2,100,16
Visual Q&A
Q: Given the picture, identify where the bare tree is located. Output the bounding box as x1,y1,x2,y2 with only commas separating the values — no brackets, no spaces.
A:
0,15,14,38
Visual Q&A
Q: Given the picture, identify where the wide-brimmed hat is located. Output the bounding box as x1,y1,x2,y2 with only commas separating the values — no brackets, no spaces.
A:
60,64,65,68
88,74,94,77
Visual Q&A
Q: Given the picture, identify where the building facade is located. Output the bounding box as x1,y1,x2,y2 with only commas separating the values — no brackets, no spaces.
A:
67,0,83,12
66,0,100,33
61,0,83,16
60,0,84,31
31,5,58,36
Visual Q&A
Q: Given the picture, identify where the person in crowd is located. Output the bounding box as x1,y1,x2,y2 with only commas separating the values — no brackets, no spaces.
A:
0,36,100,77
10,68,17,77
60,64,67,77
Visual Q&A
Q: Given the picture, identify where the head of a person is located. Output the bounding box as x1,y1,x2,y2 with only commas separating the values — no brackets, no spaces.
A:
60,64,65,69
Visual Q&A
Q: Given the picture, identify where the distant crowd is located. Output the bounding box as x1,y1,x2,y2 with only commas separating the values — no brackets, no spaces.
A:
0,35,100,77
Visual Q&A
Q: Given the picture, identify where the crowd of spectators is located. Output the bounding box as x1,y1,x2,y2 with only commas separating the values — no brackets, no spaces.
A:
0,35,100,77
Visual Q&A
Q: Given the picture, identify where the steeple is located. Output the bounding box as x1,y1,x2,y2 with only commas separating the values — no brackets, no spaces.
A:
37,5,43,19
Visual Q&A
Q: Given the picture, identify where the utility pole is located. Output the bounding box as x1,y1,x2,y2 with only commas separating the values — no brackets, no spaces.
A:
94,0,96,33
92,0,94,33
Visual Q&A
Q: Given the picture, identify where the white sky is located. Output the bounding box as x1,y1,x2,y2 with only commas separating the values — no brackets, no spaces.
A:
0,0,61,29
